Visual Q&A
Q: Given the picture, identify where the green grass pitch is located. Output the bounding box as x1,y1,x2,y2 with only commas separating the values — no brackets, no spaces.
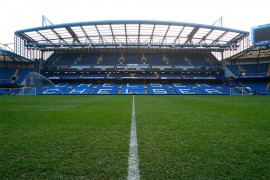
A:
0,95,269,179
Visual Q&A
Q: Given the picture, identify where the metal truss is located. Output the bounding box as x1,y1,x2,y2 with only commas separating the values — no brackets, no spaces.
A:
15,20,249,50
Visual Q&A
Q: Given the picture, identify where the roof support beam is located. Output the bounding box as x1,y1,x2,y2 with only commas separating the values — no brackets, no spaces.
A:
3,52,16,62
109,24,117,45
198,29,214,44
18,33,36,44
66,27,81,44
80,26,93,44
51,29,68,44
36,31,53,44
95,25,104,44
227,33,247,45
173,26,185,45
161,25,171,45
212,31,228,44
150,24,156,44
125,24,128,44
185,27,199,44
138,24,141,44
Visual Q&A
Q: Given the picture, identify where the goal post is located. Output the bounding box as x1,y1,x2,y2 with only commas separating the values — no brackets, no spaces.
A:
229,87,251,95
0,87,36,95
20,87,37,95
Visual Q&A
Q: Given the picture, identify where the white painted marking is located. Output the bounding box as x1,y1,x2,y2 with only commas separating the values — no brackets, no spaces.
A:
128,95,140,180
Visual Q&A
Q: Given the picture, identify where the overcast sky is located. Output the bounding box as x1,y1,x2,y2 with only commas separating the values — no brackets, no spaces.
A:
0,0,269,48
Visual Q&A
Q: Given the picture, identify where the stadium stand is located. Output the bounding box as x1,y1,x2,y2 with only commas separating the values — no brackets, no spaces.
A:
33,82,235,95
0,50,34,87
227,63,269,77
119,83,146,94
91,83,119,94
64,83,95,94
43,52,222,67
1,20,268,95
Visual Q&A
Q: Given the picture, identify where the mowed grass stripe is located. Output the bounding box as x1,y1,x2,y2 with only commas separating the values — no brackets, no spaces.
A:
135,95,270,179
0,95,131,179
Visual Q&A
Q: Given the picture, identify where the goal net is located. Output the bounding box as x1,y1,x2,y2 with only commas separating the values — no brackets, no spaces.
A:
229,87,251,95
0,87,36,95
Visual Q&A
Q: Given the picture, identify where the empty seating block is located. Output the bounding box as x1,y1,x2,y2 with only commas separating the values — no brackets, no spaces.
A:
147,83,174,94
227,63,269,77
65,83,96,94
171,84,201,94
195,84,225,94
91,83,119,94
120,83,146,94
0,67,33,86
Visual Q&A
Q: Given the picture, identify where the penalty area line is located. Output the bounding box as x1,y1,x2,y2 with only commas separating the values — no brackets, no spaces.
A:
127,95,140,180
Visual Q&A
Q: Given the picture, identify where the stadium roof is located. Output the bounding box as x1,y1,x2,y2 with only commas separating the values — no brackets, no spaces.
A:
0,49,32,63
227,45,270,60
15,20,249,50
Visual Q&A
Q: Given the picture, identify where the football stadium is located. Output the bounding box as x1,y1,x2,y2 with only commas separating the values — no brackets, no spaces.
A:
0,19,270,179
1,20,270,95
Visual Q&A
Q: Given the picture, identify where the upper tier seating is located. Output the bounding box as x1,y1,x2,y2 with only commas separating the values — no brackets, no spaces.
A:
45,52,221,67
227,63,269,77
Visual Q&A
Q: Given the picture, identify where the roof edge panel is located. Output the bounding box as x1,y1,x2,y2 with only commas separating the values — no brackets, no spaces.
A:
15,20,249,35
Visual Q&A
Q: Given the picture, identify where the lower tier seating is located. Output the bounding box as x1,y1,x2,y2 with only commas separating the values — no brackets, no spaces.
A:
31,82,267,95
2,81,269,95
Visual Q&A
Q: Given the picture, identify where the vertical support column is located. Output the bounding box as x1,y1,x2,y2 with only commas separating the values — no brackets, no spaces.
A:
39,51,44,74
14,34,17,54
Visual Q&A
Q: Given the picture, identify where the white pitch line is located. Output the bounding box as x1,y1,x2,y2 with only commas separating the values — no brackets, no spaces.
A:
128,95,140,180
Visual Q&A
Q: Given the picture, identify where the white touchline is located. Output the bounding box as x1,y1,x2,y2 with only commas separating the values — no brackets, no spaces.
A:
128,95,140,180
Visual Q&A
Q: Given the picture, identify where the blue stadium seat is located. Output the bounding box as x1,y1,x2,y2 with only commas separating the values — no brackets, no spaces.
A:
91,83,119,94
64,83,96,94
170,83,201,94
0,67,33,86
226,63,269,78
147,83,174,94
195,83,225,94
120,83,146,94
